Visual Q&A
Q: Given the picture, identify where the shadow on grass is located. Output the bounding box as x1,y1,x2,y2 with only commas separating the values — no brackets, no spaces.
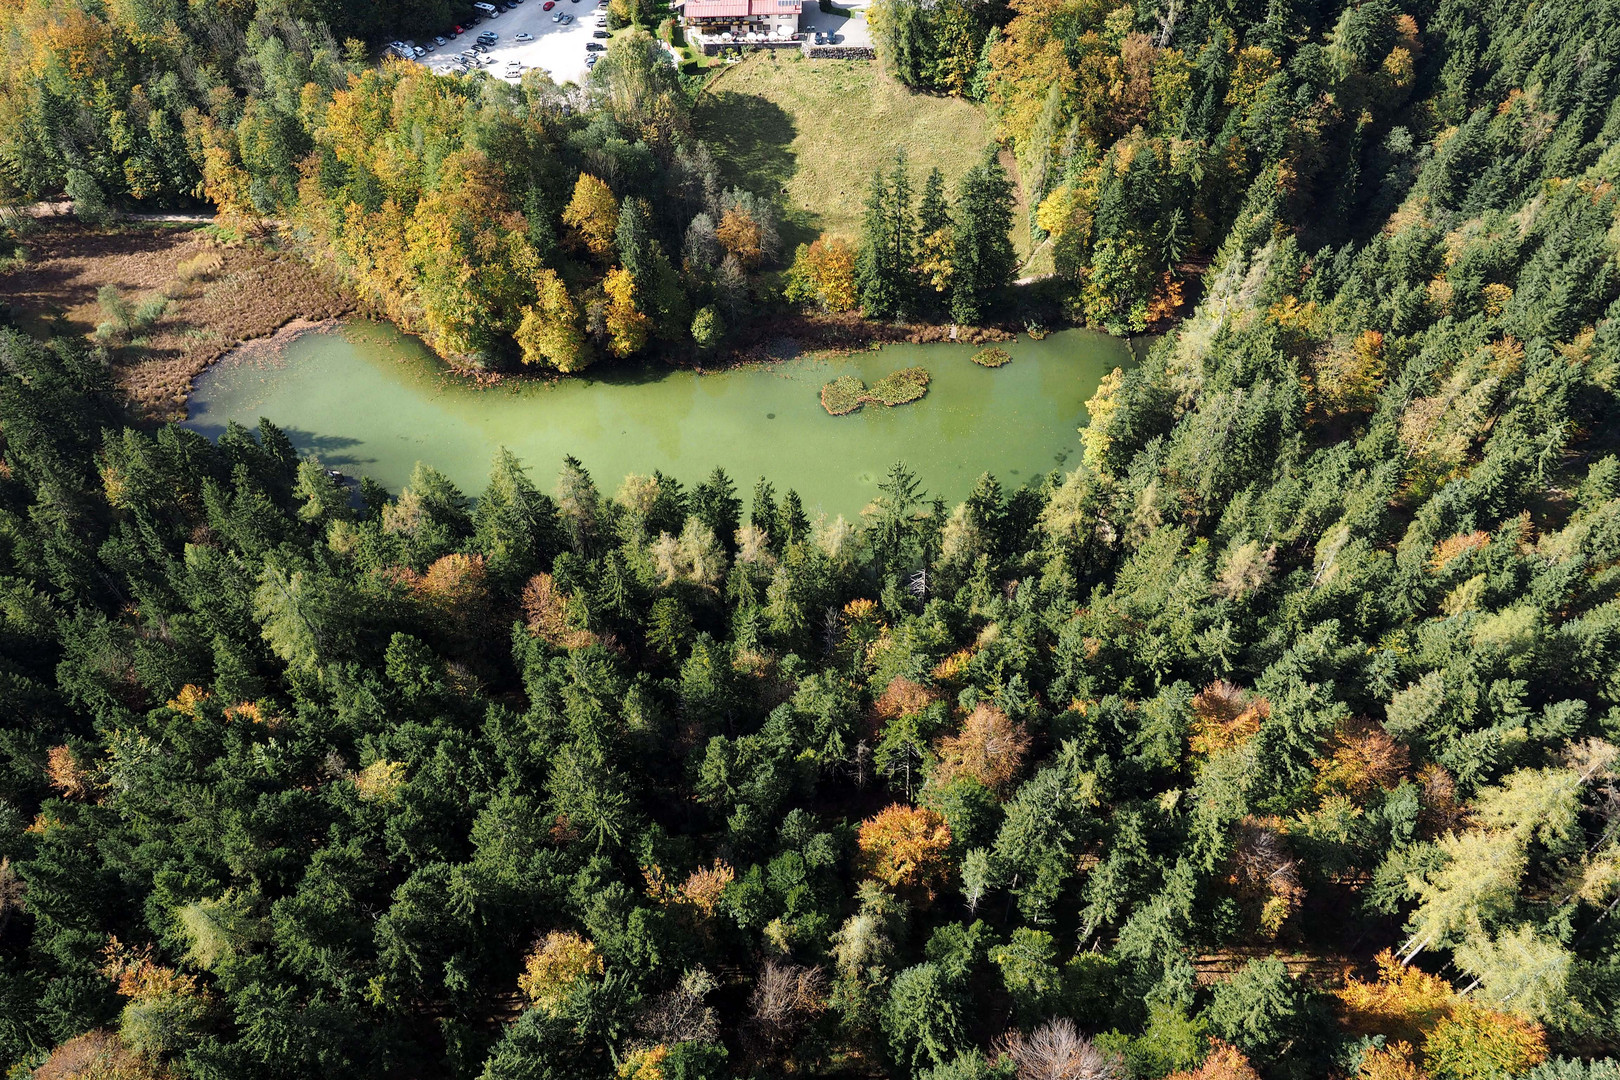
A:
694,90,803,197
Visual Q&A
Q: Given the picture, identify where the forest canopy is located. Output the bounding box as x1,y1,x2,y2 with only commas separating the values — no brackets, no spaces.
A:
3,0,1620,1079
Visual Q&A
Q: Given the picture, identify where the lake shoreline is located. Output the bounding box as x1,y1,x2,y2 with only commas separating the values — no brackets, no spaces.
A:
0,220,353,425
316,311,1026,395
186,318,1134,517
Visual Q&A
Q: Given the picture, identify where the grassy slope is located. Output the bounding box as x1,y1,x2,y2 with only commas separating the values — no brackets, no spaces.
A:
693,53,1029,258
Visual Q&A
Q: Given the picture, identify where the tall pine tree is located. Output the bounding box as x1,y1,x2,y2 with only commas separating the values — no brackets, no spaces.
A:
857,151,918,319
950,151,1016,324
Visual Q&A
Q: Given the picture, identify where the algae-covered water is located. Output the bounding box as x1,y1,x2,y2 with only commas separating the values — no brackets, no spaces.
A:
186,320,1134,517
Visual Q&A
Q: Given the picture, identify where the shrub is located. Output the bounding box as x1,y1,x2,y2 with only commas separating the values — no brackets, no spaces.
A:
65,169,112,225
822,375,866,415
971,346,1011,367
692,305,725,350
176,250,224,282
97,285,134,334
133,297,169,328
867,366,930,405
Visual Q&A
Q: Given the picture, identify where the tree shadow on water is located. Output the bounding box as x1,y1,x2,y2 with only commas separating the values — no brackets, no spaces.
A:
191,424,373,470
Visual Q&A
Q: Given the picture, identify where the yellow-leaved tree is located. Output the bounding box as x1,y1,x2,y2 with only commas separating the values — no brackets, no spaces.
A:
518,931,604,1013
517,269,593,372
784,237,858,313
563,173,620,257
603,267,652,358
855,804,953,902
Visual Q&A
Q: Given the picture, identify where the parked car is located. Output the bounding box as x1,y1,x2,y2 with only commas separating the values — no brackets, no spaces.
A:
515,31,533,40
560,14,573,23
586,54,599,65
592,28,609,36
586,40,605,49
542,1,555,8
472,42,488,51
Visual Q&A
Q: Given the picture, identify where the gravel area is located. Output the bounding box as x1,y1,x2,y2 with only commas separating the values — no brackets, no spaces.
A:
794,0,869,46
422,0,608,85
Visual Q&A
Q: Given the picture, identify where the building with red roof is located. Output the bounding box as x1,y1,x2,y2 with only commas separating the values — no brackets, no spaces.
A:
678,0,801,39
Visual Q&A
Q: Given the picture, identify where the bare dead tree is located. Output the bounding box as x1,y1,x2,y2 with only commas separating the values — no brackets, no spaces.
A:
635,967,720,1047
745,961,827,1055
999,1019,1124,1080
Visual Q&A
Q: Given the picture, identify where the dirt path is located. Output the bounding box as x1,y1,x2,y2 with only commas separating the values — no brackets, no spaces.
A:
22,200,216,224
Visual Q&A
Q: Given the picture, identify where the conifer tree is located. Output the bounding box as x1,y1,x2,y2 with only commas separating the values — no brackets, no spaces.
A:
950,151,1016,324
857,152,918,319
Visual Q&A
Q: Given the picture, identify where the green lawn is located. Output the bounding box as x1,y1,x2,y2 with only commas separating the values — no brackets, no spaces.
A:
692,53,1026,256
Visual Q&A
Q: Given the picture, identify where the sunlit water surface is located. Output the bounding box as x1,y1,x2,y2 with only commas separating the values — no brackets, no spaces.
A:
187,320,1135,517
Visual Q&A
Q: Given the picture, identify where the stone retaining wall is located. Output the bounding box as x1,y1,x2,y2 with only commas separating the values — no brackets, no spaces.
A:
802,43,874,58
697,36,802,55
695,37,874,57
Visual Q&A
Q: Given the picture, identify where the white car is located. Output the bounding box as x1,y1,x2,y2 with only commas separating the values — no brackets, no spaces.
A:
515,31,533,40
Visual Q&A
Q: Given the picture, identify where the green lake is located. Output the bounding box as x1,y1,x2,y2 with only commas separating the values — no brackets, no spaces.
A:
185,320,1135,518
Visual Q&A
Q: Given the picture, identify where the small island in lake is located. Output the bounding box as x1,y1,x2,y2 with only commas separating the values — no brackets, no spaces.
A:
820,366,932,415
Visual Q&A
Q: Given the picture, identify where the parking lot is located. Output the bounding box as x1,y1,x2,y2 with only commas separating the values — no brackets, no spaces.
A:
421,0,607,86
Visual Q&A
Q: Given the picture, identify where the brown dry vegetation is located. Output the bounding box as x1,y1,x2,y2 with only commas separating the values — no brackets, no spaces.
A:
1,222,350,422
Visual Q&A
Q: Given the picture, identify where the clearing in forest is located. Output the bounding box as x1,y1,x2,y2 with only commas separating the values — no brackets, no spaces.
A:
0,221,349,422
693,53,1027,257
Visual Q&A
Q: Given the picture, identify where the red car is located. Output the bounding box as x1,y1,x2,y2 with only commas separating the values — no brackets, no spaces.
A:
543,2,555,8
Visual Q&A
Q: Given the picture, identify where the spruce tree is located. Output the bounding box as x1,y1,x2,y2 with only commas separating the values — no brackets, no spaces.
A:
857,151,918,319
950,152,1016,324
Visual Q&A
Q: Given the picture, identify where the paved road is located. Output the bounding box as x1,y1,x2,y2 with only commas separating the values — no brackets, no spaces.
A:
795,0,869,46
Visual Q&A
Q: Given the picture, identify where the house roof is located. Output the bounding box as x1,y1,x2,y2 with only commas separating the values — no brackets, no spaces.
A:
685,0,797,17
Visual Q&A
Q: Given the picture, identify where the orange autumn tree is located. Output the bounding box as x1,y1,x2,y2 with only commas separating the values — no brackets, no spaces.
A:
784,237,859,313
521,573,598,651
1337,950,1548,1079
1314,718,1410,800
715,206,765,269
1166,1040,1262,1080
932,703,1031,794
1189,681,1270,757
45,745,90,798
856,804,952,901
874,676,944,724
414,552,494,647
645,859,735,924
